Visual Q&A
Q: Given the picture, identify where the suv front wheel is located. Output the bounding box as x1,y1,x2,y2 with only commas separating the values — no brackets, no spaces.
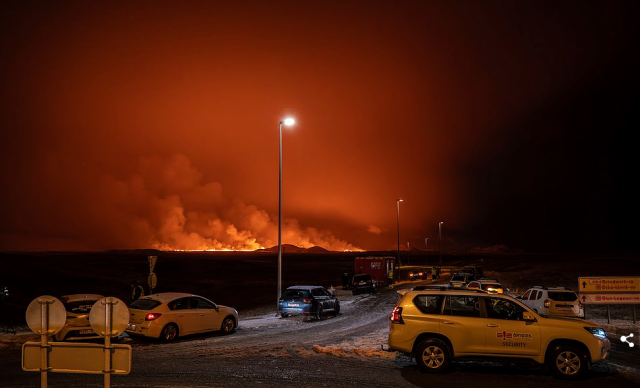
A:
415,338,451,373
547,344,588,380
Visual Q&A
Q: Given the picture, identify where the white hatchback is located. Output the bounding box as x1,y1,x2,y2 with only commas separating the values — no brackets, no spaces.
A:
126,292,238,341
518,286,583,317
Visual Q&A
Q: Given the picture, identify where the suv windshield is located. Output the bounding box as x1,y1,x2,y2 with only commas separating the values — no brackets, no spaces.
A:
548,291,578,301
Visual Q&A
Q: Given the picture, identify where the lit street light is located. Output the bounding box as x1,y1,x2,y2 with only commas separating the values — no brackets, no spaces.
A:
277,117,295,315
395,198,403,283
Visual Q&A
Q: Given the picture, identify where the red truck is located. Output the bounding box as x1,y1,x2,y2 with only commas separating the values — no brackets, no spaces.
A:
354,256,395,286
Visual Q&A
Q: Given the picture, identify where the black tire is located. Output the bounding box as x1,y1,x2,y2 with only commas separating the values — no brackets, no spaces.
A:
315,304,323,320
547,344,588,380
334,300,340,315
160,323,179,341
221,316,236,334
415,338,451,373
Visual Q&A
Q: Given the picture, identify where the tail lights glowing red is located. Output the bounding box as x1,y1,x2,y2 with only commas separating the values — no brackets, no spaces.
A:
391,306,404,324
145,312,162,321
302,299,312,303
544,299,550,308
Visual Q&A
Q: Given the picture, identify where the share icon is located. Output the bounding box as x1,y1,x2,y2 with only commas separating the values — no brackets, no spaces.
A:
621,333,635,348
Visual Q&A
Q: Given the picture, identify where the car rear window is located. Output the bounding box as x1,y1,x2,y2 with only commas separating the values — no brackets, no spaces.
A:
129,299,162,310
283,290,311,299
548,291,578,301
63,300,98,313
353,274,372,281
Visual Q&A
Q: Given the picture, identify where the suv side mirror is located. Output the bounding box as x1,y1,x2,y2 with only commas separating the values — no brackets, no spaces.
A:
522,311,536,322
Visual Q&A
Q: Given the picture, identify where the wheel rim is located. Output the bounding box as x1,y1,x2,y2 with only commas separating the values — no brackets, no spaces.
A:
163,325,177,340
555,350,581,375
421,346,445,368
222,317,234,333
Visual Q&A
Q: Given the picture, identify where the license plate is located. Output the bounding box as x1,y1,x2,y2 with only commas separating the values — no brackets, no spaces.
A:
288,303,299,307
127,324,136,331
79,329,94,335
557,307,572,312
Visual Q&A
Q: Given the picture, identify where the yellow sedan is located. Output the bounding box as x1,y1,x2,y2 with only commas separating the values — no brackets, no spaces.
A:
126,292,238,341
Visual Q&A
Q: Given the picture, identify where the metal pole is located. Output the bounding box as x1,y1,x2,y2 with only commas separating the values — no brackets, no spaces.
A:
424,238,428,267
104,300,112,388
277,121,283,316
39,300,50,388
395,199,402,282
438,222,443,265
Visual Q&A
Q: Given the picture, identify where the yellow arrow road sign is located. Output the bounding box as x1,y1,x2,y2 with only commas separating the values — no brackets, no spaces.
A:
578,277,640,293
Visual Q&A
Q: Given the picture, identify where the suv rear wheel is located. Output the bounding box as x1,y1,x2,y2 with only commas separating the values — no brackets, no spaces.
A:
547,344,588,380
415,338,451,373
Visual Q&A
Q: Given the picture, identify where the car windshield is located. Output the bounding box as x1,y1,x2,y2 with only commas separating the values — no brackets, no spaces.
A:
354,275,371,281
548,291,578,301
130,299,162,310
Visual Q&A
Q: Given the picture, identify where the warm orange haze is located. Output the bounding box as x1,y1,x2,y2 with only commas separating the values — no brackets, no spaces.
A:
0,2,637,254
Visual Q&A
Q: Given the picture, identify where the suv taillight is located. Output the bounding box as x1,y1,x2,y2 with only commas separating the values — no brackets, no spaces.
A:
302,298,312,303
544,299,550,308
145,312,162,321
391,306,404,324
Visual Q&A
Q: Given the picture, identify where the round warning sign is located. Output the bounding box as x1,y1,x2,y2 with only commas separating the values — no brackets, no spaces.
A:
89,297,129,337
25,295,66,335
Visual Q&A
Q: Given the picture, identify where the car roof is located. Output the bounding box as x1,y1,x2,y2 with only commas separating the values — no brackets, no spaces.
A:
141,292,202,302
286,285,324,290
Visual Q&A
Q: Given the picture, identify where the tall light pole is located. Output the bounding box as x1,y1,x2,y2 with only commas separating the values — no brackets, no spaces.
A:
395,198,403,283
438,221,444,266
277,117,295,315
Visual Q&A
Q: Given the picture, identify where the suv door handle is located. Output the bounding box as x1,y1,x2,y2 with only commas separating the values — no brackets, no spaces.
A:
443,321,454,325
487,324,499,327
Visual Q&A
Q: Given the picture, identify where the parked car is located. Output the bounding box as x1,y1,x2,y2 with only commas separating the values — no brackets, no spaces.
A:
278,285,340,320
351,273,378,295
449,273,475,288
466,279,509,295
388,287,610,380
459,265,484,278
53,294,104,341
518,286,583,317
126,293,238,341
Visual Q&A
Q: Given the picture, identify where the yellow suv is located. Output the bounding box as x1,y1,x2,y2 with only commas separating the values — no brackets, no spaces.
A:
388,288,610,380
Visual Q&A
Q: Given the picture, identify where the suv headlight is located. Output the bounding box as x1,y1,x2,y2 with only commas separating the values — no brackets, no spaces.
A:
584,327,607,339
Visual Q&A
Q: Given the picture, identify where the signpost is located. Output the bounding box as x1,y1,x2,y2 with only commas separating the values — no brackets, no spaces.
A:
22,295,131,388
148,255,158,294
579,276,640,323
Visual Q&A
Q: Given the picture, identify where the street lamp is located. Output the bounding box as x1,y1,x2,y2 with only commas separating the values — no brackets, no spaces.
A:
277,117,295,315
395,198,403,283
439,221,444,265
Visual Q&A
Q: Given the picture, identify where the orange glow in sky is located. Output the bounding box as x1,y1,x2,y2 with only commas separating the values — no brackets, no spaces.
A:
0,2,637,254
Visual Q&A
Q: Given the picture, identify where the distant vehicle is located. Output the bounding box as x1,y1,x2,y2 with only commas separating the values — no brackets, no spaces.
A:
352,273,378,295
354,256,394,286
388,287,610,380
278,285,340,320
449,273,476,288
54,294,105,341
126,293,238,341
466,280,511,295
518,286,583,318
409,268,428,281
458,265,484,278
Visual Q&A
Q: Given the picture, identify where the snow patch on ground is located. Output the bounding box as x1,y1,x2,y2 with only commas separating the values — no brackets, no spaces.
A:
312,328,397,359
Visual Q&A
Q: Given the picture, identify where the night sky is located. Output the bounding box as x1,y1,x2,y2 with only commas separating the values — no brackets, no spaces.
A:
1,1,637,253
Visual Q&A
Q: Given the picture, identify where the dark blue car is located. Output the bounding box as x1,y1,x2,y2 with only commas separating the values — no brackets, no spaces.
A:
278,285,340,320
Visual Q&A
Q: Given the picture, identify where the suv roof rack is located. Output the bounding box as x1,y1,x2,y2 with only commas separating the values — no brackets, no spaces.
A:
411,285,488,293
